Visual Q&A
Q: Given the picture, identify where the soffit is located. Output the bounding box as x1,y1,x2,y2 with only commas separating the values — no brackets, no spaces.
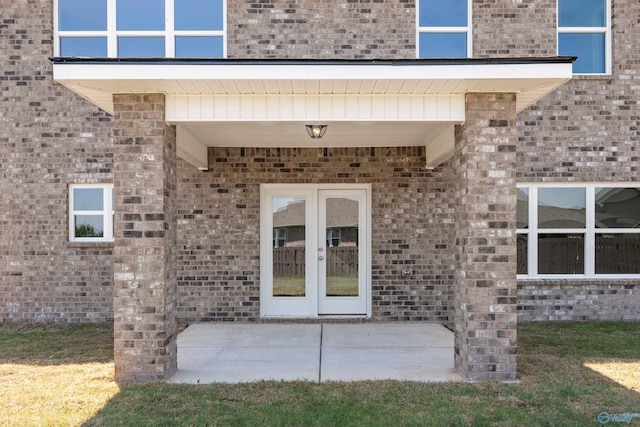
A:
52,58,575,115
51,58,574,169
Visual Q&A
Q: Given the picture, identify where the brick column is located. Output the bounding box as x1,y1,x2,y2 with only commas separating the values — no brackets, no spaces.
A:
453,93,518,381
112,94,178,382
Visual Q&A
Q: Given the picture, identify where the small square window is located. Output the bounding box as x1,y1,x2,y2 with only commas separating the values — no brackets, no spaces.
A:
70,184,114,242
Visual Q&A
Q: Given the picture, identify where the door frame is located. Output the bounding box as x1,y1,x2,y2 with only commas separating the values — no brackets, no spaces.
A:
260,183,372,318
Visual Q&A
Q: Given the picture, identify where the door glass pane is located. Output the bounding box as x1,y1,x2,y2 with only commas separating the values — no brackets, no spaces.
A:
272,197,306,297
325,197,359,297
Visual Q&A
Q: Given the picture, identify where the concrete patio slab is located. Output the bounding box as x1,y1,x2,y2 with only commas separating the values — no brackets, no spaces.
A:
167,322,463,384
169,324,321,384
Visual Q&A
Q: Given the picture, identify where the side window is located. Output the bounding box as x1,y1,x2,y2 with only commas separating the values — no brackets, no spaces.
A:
55,0,225,58
558,0,610,74
517,185,640,278
69,184,114,242
417,0,471,59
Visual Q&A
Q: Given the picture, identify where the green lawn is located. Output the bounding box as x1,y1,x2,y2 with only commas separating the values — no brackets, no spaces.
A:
1,321,639,426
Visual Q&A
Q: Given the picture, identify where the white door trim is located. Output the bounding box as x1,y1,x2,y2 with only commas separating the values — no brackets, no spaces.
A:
260,183,372,318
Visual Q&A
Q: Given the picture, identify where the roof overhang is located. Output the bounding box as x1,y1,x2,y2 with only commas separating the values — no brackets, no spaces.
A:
52,58,574,169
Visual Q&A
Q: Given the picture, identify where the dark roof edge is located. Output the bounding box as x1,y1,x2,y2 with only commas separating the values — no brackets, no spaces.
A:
50,56,577,66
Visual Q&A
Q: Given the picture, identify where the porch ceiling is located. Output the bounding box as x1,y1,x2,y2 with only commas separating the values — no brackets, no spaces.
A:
52,58,574,170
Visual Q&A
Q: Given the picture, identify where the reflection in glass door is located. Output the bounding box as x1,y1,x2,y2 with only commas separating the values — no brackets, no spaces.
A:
260,185,370,317
324,198,359,296
272,197,306,297
318,190,366,315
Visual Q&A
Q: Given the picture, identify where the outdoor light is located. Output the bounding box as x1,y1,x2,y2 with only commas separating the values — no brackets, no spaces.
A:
305,124,328,139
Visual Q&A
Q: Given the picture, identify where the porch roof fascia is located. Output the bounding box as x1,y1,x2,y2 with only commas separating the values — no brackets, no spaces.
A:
51,57,575,115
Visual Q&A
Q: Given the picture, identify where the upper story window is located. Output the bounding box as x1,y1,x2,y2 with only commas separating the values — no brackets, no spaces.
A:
55,0,225,58
558,0,610,74
69,184,114,242
517,184,640,279
417,0,471,59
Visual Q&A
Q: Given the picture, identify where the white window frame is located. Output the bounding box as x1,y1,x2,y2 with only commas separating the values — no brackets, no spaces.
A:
416,0,472,59
69,184,114,243
557,0,611,75
54,0,227,58
517,183,640,279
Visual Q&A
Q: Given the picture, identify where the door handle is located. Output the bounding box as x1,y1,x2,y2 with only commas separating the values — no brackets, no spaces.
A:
318,256,324,261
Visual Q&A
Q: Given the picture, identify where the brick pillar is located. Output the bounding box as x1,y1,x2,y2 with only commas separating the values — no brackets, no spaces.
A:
112,94,178,382
453,93,518,381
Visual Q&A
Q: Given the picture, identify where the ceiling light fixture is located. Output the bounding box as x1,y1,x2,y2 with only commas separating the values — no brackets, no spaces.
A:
305,124,328,139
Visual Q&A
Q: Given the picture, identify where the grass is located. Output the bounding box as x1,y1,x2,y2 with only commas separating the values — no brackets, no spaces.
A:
0,321,639,426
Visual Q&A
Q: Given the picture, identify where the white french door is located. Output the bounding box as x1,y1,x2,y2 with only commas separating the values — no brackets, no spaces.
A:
260,184,371,317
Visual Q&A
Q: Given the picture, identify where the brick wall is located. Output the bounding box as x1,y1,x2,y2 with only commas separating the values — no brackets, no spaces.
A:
1,0,639,325
113,93,178,381
0,0,114,322
176,147,456,323
227,0,416,59
515,0,640,321
453,93,518,381
518,281,640,321
473,0,557,58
